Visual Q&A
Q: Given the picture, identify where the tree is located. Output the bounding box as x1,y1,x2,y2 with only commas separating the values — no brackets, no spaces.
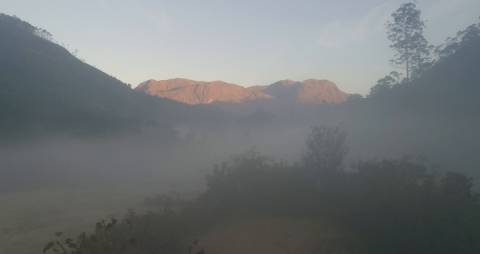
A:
436,19,480,58
303,126,347,176
387,2,432,81
441,172,475,203
369,71,402,97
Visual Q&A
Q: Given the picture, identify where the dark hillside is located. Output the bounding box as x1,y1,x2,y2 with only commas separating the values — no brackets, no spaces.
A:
0,14,181,139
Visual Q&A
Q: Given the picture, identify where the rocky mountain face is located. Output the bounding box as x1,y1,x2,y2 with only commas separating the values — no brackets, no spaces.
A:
261,79,349,104
136,78,349,105
136,78,271,105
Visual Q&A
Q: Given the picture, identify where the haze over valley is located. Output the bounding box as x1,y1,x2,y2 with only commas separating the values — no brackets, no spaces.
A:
1,1,480,254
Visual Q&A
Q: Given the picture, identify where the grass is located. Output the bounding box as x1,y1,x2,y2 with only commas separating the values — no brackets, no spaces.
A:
197,216,356,254
0,187,151,254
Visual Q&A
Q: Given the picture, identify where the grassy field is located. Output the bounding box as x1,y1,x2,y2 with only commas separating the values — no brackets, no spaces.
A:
0,188,152,254
197,216,355,254
1,190,353,254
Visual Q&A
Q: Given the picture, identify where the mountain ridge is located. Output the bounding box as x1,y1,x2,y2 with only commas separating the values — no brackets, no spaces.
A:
136,78,350,105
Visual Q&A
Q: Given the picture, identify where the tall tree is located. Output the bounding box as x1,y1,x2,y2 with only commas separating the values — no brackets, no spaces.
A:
387,2,432,81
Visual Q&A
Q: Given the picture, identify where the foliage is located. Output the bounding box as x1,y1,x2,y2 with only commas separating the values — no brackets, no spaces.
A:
387,2,433,80
45,126,480,254
364,12,480,119
303,126,347,175
369,71,402,98
201,151,314,218
43,210,197,254
436,19,480,58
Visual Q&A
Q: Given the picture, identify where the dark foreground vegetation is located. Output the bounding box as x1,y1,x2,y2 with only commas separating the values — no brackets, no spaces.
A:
43,126,480,254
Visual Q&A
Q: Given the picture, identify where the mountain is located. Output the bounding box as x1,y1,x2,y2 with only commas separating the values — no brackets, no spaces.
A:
0,14,179,138
136,78,349,105
259,79,349,104
136,78,271,105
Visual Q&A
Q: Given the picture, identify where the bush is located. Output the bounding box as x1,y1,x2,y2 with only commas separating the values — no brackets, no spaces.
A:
44,127,480,254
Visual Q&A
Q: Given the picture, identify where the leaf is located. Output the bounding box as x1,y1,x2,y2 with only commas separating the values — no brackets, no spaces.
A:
42,241,54,253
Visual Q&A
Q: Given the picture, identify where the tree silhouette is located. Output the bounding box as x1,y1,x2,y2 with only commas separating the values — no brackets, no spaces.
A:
387,2,432,81
303,126,347,177
369,71,402,97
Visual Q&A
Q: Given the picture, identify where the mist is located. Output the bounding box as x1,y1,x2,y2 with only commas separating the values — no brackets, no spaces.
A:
2,2,480,254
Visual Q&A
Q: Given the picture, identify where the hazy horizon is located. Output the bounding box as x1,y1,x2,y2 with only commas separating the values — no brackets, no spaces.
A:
2,0,479,94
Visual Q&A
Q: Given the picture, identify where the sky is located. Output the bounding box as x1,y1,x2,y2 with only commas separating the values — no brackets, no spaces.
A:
1,0,479,94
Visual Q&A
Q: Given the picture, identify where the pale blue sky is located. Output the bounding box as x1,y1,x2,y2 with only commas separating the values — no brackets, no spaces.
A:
2,0,479,94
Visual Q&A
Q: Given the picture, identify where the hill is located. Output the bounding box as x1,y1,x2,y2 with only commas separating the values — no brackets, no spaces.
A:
0,14,179,139
362,20,480,115
345,20,480,174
